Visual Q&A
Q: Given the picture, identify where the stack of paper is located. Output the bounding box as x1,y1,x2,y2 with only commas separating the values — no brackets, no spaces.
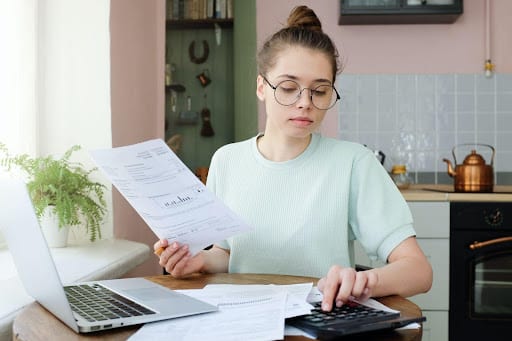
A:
128,283,316,341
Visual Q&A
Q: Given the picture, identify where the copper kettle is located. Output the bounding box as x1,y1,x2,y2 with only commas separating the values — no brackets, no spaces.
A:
442,144,495,193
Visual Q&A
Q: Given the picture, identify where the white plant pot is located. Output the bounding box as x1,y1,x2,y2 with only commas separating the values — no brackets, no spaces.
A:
40,206,69,248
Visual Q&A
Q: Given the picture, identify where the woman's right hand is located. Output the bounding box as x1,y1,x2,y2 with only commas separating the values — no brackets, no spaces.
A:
154,239,205,278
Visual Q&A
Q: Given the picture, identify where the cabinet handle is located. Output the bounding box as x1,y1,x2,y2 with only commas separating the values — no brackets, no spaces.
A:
469,236,512,250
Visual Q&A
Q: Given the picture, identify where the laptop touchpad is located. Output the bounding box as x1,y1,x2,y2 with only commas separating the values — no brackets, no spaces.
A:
124,287,180,301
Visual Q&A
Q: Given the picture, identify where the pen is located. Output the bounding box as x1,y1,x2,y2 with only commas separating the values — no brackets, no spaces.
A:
154,246,165,256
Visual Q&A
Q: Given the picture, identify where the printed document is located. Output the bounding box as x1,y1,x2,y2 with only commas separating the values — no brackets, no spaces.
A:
129,284,297,341
202,282,314,318
90,139,253,254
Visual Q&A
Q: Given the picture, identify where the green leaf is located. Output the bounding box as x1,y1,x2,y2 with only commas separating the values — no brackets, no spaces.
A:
0,143,107,242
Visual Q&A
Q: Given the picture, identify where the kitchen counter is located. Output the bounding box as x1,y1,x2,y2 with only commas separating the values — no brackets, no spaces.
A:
400,184,512,202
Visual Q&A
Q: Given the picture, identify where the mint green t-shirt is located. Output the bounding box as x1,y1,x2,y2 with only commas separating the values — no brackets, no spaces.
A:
207,133,415,278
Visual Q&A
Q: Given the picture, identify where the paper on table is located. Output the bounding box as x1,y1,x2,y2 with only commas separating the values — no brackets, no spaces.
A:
191,283,317,339
128,286,287,341
90,139,253,254
202,282,314,318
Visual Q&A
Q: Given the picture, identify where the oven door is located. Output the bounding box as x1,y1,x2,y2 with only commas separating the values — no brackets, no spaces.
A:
471,237,512,318
450,230,512,340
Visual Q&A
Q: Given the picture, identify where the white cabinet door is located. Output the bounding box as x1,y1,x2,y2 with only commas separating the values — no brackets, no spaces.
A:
420,311,449,341
408,201,449,238
356,238,449,310
409,239,449,310
355,200,450,341
408,202,449,310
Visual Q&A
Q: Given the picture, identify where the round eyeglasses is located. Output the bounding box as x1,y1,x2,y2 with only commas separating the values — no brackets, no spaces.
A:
263,76,340,110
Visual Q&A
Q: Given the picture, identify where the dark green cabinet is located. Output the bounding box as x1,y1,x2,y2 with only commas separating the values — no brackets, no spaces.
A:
164,2,257,173
165,20,234,172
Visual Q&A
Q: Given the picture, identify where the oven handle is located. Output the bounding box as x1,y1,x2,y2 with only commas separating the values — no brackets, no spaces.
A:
469,236,512,250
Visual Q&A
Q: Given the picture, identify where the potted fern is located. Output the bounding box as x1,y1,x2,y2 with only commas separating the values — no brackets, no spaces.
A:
0,143,107,245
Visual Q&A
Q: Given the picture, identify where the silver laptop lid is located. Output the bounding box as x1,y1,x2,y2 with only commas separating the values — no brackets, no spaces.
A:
0,178,79,332
1,178,218,333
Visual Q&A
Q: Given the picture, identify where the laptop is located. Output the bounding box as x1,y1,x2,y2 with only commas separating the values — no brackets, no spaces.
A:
286,296,426,339
0,178,217,333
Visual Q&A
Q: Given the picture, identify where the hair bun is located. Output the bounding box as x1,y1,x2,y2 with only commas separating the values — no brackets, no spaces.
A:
286,6,322,32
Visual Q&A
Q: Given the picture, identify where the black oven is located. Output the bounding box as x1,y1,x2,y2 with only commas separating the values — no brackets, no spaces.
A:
450,202,512,341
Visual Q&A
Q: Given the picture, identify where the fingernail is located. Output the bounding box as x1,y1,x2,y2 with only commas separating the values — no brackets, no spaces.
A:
336,300,343,307
322,302,330,311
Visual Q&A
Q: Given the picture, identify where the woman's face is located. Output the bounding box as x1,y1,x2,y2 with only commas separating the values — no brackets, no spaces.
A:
257,46,334,140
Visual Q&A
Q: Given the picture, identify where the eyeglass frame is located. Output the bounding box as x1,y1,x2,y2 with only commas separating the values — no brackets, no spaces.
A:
262,75,340,110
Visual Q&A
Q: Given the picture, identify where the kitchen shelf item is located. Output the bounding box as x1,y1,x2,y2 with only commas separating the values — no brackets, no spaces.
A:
177,96,199,125
391,164,412,190
442,143,495,193
166,18,233,29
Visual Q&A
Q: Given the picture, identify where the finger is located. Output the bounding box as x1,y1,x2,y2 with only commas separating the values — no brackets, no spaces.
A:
334,268,356,307
159,242,180,268
317,277,325,292
320,266,342,311
163,244,189,274
153,238,167,251
359,271,378,301
170,250,192,277
358,287,371,302
351,272,369,298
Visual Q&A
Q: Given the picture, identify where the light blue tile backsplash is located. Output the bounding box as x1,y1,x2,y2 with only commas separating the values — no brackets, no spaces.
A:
337,73,512,185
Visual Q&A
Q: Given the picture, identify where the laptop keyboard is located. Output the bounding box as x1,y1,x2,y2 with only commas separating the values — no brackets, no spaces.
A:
64,284,156,322
290,300,400,328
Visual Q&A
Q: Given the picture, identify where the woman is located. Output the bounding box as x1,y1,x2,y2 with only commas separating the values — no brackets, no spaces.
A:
155,5,432,312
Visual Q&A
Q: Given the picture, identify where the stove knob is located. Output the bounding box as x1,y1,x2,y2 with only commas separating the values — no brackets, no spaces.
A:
485,209,503,226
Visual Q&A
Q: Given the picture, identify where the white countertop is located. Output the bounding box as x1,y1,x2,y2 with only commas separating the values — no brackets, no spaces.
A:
0,238,150,341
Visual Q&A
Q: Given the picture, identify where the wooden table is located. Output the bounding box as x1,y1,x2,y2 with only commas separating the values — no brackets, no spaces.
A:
13,273,423,341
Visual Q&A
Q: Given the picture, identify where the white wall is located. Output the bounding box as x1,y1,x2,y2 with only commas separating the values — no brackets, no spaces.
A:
37,0,113,242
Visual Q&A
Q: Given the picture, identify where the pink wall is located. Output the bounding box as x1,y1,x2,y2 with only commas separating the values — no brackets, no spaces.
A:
110,0,166,277
256,0,512,137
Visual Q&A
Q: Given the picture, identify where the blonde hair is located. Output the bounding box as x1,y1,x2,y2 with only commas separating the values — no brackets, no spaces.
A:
257,6,341,82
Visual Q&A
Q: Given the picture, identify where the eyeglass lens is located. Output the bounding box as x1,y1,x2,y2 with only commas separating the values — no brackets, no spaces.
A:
274,80,338,109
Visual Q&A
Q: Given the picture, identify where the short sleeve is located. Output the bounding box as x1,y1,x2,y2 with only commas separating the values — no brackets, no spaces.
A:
348,151,415,262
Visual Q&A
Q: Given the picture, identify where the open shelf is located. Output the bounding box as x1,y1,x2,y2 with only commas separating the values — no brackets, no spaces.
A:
166,18,233,29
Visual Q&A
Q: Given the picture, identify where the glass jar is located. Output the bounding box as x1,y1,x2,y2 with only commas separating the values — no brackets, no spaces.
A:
391,164,412,190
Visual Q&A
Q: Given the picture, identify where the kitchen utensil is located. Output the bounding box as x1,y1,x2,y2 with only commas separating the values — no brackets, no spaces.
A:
177,96,199,125
363,145,386,165
442,143,495,193
374,150,386,165
200,107,214,137
200,93,214,137
196,69,211,87
167,84,186,92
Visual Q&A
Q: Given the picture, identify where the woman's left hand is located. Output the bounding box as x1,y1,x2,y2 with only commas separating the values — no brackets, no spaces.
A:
317,265,378,311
